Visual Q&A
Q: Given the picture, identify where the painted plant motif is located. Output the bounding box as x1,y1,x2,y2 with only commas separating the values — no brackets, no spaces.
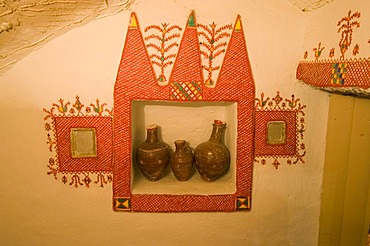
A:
313,42,325,61
352,43,360,56
337,10,361,59
197,22,232,87
145,23,182,84
329,48,335,58
254,92,306,169
304,51,308,59
43,96,113,188
296,10,370,91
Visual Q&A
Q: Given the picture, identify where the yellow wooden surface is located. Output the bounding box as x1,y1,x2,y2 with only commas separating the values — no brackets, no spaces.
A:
340,97,370,246
319,94,370,246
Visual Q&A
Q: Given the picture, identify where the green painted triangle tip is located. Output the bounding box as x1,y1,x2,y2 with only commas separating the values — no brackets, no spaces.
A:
188,11,196,27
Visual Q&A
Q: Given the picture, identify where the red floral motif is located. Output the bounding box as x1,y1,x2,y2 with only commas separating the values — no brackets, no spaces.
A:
297,10,370,91
304,51,308,59
43,96,113,188
254,92,306,169
337,10,360,59
329,48,335,58
72,96,84,115
313,42,325,61
144,23,182,83
353,43,360,56
44,123,51,131
255,93,270,108
272,159,280,169
83,175,92,188
198,22,232,86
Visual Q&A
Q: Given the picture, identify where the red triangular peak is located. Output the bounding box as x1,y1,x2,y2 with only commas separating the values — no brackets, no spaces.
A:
128,12,138,29
114,12,159,97
169,11,203,84
215,15,254,90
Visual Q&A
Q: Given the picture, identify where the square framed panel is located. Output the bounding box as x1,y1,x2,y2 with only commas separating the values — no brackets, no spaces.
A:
54,116,113,172
254,91,306,168
255,111,297,157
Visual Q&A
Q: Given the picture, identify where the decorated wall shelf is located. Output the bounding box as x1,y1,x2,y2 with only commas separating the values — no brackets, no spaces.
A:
297,58,370,97
43,11,307,213
131,100,237,195
112,12,255,212
296,10,370,98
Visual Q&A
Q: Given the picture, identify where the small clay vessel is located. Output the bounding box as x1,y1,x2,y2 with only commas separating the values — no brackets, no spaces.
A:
136,124,170,181
170,140,193,181
194,120,230,182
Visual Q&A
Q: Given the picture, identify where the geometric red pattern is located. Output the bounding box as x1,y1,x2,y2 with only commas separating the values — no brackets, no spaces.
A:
54,116,112,173
113,12,255,212
130,194,236,212
254,111,297,157
114,195,238,212
297,10,369,92
254,92,306,169
43,96,113,188
296,58,370,89
169,14,203,101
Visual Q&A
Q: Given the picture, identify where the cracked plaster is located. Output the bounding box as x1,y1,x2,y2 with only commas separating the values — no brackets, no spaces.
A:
0,0,336,76
0,0,135,75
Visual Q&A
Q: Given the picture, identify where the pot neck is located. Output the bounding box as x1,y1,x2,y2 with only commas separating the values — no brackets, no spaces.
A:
146,125,159,143
174,140,186,150
209,121,226,143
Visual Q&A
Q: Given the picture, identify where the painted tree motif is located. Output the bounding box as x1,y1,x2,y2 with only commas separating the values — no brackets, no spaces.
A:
197,22,232,87
313,42,325,61
337,10,360,59
144,23,182,84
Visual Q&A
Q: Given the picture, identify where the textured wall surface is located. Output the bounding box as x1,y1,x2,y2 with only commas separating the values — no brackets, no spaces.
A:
0,0,134,75
0,0,335,76
299,0,370,97
0,0,331,245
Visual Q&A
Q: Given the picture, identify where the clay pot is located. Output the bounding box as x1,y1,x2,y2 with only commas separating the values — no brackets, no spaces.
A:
194,120,230,182
136,124,170,181
170,140,194,181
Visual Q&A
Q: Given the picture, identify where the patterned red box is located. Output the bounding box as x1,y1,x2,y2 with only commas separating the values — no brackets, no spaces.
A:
254,111,297,157
54,116,113,172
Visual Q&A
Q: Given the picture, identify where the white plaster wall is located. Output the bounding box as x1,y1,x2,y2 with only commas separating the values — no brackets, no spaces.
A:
0,0,330,245
302,0,370,61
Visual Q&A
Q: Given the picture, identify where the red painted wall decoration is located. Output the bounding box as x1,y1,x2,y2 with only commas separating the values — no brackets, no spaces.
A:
42,11,307,212
297,10,370,91
43,96,113,188
254,92,306,169
113,11,254,212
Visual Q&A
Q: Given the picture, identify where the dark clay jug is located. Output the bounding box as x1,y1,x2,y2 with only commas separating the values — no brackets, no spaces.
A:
170,140,194,181
194,120,230,182
136,124,170,181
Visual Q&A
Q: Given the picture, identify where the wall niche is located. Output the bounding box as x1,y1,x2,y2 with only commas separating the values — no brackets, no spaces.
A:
131,100,237,195
112,12,255,212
